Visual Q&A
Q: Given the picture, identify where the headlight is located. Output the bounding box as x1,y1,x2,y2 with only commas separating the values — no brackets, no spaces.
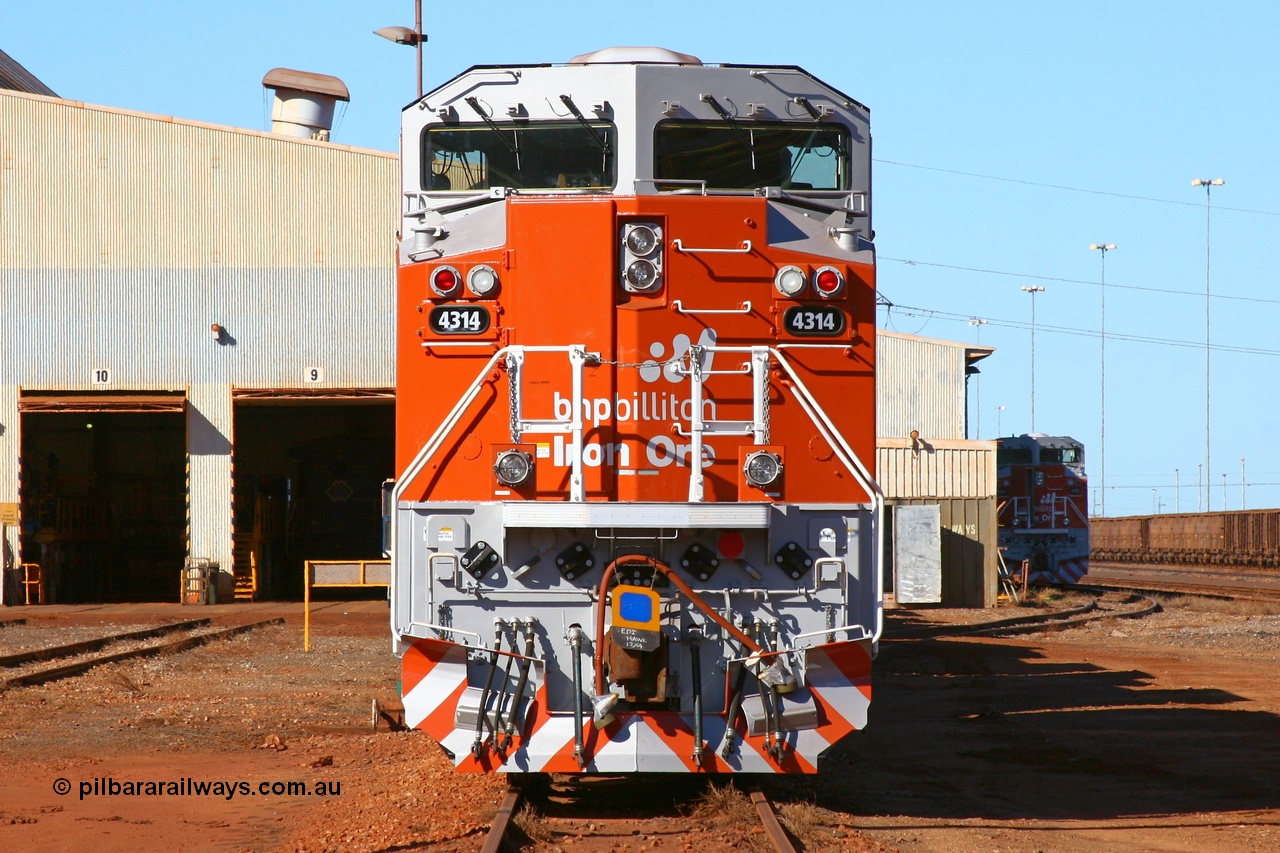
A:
625,224,660,256
774,265,807,297
625,258,661,291
494,450,533,486
743,451,783,487
467,264,498,297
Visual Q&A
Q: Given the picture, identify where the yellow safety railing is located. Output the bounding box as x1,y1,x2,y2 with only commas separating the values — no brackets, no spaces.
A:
303,559,391,651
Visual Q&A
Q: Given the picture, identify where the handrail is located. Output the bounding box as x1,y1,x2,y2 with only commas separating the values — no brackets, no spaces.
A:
671,238,752,254
672,300,752,315
764,346,885,645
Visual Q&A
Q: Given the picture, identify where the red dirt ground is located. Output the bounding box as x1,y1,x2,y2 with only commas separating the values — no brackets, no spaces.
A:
1,595,1278,852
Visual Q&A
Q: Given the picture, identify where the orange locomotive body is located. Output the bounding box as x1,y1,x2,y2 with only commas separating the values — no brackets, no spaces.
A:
390,47,883,774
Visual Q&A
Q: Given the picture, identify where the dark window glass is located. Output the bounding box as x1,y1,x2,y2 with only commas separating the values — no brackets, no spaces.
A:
997,448,1033,465
654,122,850,191
423,122,615,191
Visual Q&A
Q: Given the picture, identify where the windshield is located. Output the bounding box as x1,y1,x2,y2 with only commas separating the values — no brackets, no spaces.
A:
654,121,850,191
422,122,616,191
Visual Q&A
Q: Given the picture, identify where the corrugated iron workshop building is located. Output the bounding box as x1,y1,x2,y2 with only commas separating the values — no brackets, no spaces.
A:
1,87,396,603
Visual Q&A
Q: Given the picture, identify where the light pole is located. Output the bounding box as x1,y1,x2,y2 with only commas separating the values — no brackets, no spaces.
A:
1192,177,1223,513
375,0,427,99
1197,463,1203,512
1175,468,1180,512
1090,243,1115,515
968,318,987,438
1222,474,1227,511
1241,456,1246,510
996,405,1006,437
1021,285,1045,432
1152,489,1157,514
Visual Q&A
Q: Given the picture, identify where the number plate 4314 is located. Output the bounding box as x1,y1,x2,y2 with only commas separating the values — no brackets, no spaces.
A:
428,305,491,335
783,305,845,337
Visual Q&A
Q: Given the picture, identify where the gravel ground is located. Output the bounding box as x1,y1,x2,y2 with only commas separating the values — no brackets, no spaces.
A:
1,594,1278,852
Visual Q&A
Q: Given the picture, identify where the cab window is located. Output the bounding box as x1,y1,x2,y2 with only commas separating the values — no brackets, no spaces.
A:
997,447,1033,465
654,121,849,191
423,122,616,191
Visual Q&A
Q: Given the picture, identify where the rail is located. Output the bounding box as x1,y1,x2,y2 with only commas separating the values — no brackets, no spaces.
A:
3,619,284,690
671,299,752,315
478,781,797,852
671,238,753,254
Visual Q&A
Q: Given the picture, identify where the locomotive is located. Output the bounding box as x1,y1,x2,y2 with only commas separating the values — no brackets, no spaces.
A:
389,47,881,775
996,433,1089,584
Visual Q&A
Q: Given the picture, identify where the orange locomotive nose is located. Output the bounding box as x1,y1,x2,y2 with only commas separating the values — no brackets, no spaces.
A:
390,46,883,776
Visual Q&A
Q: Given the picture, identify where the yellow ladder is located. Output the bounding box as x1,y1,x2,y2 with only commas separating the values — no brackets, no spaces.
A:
231,535,258,601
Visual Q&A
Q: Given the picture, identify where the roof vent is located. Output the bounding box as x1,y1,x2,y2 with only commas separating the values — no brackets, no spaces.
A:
569,47,702,66
261,68,350,141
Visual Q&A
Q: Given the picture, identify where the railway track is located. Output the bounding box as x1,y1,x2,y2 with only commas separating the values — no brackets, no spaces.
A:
1,617,285,690
480,776,800,852
884,587,1159,641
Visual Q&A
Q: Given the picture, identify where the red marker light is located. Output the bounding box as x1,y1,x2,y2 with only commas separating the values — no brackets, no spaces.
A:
814,266,844,297
431,266,461,297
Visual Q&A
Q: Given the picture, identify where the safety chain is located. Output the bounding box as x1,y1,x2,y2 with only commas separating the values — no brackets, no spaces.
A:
759,351,772,444
591,355,689,371
505,353,520,443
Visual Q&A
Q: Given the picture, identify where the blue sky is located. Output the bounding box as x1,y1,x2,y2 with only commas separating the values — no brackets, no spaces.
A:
7,2,1280,516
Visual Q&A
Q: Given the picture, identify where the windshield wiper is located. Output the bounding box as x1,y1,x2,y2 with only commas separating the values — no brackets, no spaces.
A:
558,95,610,155
699,93,756,171
464,96,521,171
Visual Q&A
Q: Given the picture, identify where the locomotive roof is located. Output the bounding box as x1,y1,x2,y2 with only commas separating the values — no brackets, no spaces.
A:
999,433,1084,448
411,50,868,115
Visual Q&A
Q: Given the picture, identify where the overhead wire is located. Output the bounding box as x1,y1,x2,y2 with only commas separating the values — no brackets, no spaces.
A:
877,301,1280,357
878,256,1280,307
875,159,1280,218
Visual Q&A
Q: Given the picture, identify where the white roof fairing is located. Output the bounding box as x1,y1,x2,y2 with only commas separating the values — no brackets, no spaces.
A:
568,46,703,66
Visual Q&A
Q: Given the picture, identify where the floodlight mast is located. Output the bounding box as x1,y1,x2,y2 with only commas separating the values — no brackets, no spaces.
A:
375,0,427,98
1020,285,1046,432
1089,243,1115,516
1191,178,1223,512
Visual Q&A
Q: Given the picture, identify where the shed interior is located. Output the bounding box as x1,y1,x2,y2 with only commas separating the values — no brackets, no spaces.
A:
20,410,186,602
233,401,393,600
